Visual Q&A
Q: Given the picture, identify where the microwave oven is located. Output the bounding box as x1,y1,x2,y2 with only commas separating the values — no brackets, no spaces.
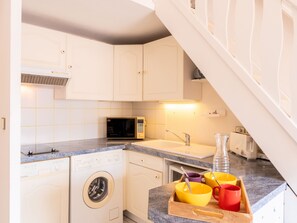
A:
106,117,145,139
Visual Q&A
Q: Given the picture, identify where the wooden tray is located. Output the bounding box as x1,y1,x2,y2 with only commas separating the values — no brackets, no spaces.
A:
168,179,253,223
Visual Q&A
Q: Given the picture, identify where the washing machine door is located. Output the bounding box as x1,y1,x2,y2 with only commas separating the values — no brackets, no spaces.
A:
83,171,114,209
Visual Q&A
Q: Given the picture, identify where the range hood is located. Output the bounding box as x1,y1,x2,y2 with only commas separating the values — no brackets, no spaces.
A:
21,67,70,86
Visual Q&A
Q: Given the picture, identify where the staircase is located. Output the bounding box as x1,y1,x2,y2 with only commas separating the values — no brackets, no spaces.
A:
154,0,297,194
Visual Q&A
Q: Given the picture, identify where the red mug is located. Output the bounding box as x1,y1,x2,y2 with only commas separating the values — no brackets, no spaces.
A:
212,184,241,212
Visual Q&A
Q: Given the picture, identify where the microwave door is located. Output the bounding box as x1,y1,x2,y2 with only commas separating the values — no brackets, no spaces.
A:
124,119,135,138
107,118,135,139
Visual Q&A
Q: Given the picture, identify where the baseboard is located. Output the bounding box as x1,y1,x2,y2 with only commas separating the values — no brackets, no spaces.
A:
123,210,152,223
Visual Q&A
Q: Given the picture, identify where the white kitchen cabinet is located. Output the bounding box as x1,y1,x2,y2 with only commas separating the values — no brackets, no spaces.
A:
21,158,69,223
143,36,202,101
21,23,67,76
284,186,297,223
253,191,284,223
55,34,114,100
114,45,143,101
126,151,163,222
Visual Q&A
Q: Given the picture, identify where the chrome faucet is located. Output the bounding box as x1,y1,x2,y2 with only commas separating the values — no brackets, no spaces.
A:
165,129,191,146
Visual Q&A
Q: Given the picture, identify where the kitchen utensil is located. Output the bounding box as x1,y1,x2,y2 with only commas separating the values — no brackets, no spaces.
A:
211,171,221,187
184,178,192,193
180,166,189,178
213,184,241,212
204,172,237,188
175,182,212,207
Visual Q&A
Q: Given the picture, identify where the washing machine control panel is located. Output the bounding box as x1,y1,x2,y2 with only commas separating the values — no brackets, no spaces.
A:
72,150,122,172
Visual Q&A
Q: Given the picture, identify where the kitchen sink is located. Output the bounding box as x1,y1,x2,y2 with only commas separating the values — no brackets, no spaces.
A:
132,140,216,159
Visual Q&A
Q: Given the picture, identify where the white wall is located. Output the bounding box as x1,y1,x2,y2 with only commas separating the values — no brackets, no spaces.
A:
133,83,242,146
21,85,132,145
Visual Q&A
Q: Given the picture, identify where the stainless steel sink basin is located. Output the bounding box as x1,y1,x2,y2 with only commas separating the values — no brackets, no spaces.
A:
132,140,216,159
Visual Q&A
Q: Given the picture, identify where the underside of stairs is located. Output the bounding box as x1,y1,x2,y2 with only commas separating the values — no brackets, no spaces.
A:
154,0,297,194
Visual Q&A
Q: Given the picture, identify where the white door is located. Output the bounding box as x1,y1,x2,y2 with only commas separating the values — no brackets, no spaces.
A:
126,163,162,221
143,36,183,101
59,34,113,100
114,45,143,101
0,1,21,222
21,23,67,75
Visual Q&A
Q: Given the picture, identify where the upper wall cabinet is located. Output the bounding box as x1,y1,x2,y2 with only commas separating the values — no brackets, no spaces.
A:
143,36,202,101
114,45,143,101
55,35,114,100
22,23,67,76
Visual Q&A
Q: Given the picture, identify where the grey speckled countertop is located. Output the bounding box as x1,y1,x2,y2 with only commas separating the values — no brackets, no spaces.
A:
21,138,286,223
128,144,286,223
20,138,135,163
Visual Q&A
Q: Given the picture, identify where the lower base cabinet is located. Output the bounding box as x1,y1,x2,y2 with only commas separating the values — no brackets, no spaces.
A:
126,151,163,222
21,158,69,223
284,186,297,223
253,191,284,223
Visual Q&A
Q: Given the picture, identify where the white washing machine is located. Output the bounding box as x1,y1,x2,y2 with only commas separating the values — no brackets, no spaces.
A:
70,150,123,223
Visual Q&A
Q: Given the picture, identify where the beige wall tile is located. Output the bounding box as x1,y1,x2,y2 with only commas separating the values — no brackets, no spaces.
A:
36,126,54,143
36,86,54,108
69,109,85,125
84,124,99,139
54,109,69,125
21,127,36,145
69,125,85,141
21,85,36,108
36,108,54,126
21,108,36,127
54,125,70,142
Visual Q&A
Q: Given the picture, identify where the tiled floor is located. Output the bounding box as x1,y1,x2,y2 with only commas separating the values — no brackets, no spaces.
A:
123,216,137,223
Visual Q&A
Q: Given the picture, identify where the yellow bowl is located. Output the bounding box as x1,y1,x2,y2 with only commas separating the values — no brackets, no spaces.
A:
204,172,237,188
175,182,212,206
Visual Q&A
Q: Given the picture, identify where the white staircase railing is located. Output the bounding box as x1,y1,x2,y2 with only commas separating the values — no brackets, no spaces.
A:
176,0,297,122
154,0,297,193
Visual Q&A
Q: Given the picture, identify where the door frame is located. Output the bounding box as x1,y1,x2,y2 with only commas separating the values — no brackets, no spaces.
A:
0,0,21,222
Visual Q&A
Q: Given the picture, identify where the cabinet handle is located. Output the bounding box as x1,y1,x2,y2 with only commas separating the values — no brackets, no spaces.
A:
1,117,6,130
155,175,159,179
141,159,144,162
68,65,73,69
61,50,65,54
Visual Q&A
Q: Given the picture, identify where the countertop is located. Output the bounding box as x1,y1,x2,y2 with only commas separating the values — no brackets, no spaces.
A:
128,144,286,222
21,138,131,163
21,138,286,223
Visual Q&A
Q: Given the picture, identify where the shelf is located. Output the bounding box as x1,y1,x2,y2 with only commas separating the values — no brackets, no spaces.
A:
191,78,207,83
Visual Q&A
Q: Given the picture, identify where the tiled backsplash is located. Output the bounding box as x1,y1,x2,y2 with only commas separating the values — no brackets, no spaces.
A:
133,83,242,146
21,85,132,145
21,82,241,146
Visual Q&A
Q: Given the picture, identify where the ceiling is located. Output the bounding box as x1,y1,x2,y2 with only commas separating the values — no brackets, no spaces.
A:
22,0,170,44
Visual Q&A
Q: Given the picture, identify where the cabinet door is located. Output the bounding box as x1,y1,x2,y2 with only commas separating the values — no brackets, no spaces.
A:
126,163,162,221
21,159,69,223
143,36,183,101
114,45,143,101
57,35,113,100
21,23,67,75
253,191,284,223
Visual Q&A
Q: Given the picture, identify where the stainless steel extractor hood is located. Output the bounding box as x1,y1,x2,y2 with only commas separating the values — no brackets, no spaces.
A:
21,73,69,86
21,62,71,87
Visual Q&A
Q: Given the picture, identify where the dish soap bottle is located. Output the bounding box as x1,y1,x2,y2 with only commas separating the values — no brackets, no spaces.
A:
213,133,230,173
